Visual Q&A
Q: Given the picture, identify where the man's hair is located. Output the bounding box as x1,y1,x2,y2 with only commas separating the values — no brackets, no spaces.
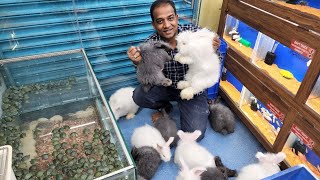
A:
150,0,177,22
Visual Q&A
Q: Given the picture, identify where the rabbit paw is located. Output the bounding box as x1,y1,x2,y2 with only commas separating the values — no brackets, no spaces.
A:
126,113,135,120
162,78,172,87
177,81,190,89
180,87,194,100
174,53,182,61
175,55,193,64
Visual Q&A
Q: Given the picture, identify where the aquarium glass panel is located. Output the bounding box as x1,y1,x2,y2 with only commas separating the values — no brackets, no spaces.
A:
220,69,243,105
282,125,320,178
239,88,284,145
250,31,311,96
223,15,259,61
0,49,133,180
306,74,320,115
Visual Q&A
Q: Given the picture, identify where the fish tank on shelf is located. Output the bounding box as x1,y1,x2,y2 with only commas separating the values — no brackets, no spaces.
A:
223,15,258,61
238,88,284,145
224,15,313,96
282,121,320,178
250,33,311,96
219,69,243,105
0,49,135,180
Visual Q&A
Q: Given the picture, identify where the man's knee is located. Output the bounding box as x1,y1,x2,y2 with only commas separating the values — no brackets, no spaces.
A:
179,94,209,141
181,120,207,141
132,86,145,107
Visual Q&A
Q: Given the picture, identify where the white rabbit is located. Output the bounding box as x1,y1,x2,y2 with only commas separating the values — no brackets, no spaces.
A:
176,156,207,180
236,152,286,180
108,87,139,120
131,124,174,162
175,28,221,100
174,130,216,169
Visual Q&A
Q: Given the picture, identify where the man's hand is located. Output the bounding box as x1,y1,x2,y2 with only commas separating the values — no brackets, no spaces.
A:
213,36,221,52
127,46,142,65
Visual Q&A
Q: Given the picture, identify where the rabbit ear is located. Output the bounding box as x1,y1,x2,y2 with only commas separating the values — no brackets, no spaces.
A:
191,130,202,141
156,143,163,150
165,137,174,146
191,167,206,176
255,152,265,160
177,130,184,138
154,41,172,51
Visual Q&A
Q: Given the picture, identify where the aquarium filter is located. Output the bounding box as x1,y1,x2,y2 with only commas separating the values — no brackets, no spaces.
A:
264,42,279,65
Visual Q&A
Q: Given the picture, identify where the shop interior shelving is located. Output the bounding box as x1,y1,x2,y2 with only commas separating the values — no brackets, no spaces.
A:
217,0,320,173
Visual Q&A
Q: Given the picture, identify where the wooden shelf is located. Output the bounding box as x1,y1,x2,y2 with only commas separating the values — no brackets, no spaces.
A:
242,0,320,33
255,60,301,95
219,87,274,152
240,104,277,144
307,97,320,115
219,80,241,104
218,0,320,173
282,146,320,177
223,35,252,61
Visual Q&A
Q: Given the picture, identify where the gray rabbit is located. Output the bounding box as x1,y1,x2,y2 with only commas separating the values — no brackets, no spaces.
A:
136,40,173,92
201,156,237,180
209,97,236,135
131,146,162,180
153,109,179,147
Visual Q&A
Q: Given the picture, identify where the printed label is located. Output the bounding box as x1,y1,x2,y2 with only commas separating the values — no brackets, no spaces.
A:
266,102,285,121
291,124,315,149
290,40,315,59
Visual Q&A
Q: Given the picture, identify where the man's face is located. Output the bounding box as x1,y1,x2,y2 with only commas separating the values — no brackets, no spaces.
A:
152,4,178,41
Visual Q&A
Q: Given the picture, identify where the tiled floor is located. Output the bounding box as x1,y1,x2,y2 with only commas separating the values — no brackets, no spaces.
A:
117,102,265,180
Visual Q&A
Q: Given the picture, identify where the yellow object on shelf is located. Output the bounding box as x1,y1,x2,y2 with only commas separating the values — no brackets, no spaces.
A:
280,69,294,79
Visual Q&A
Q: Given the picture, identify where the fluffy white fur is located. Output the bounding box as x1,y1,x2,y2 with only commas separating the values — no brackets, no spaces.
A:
108,87,139,120
176,156,206,180
175,28,221,100
131,124,174,162
174,130,216,169
236,152,286,180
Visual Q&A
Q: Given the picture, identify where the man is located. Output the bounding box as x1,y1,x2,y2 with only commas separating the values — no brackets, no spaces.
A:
127,0,221,140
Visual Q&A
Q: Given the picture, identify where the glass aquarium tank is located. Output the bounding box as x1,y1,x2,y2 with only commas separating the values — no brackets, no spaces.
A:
223,15,313,96
220,69,243,105
223,15,259,61
282,123,320,178
0,49,135,180
238,88,284,145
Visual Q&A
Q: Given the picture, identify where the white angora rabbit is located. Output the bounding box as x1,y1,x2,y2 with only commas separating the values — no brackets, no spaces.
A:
174,130,216,169
108,87,139,120
236,152,286,180
131,124,174,162
175,28,221,100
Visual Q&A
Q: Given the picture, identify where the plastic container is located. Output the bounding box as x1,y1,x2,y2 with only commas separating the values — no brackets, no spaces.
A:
0,145,16,180
207,38,227,99
262,164,318,180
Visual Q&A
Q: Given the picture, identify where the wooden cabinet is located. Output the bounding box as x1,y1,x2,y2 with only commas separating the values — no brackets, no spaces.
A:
217,0,320,174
